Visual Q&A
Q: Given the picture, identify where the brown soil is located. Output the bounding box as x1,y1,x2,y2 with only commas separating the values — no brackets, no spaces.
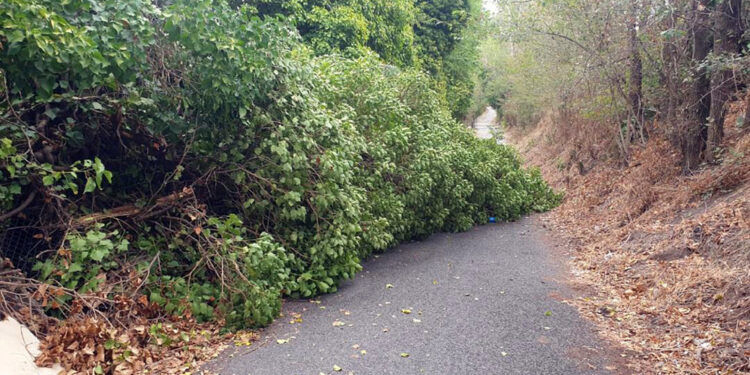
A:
508,101,750,374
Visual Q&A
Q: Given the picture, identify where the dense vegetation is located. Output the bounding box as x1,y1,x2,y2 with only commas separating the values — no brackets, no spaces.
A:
0,0,559,331
477,0,748,169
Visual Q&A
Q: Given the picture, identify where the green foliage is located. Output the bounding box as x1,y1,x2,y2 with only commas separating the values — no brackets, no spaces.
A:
243,0,418,67
353,0,419,67
0,137,25,210
243,0,480,119
473,35,562,127
0,133,112,209
304,5,370,56
3,0,560,330
314,55,561,250
33,225,129,305
143,217,291,330
0,0,155,101
414,0,472,64
414,0,481,119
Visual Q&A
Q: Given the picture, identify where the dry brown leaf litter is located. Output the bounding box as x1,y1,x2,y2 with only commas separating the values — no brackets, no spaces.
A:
35,315,237,375
509,102,749,374
0,266,249,374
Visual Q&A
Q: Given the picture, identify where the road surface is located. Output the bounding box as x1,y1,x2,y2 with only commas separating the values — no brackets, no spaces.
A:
473,107,502,142
208,218,619,375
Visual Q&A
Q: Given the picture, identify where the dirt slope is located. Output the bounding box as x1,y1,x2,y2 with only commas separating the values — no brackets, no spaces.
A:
507,103,749,374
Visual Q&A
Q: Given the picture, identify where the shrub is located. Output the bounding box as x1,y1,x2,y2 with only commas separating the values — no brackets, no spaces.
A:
1,0,560,330
143,217,291,330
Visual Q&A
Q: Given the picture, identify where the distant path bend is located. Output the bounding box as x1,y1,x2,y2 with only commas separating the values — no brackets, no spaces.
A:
208,218,620,375
473,106,502,142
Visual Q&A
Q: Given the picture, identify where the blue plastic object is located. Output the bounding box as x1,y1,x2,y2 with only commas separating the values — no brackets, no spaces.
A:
488,217,497,223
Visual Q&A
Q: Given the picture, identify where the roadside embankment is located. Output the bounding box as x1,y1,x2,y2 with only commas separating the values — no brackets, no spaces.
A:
507,102,749,374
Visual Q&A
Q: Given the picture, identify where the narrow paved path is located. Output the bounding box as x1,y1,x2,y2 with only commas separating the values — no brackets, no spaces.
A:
473,106,502,141
208,218,617,375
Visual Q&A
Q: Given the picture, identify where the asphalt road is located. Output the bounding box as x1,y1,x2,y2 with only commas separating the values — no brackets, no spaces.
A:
208,218,616,375
472,107,503,142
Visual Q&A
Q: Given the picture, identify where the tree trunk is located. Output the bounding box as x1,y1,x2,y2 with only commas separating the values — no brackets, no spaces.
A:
706,0,742,162
628,0,644,143
662,5,679,125
683,0,713,170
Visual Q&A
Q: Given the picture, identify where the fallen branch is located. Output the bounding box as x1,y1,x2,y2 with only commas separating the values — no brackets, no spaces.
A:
0,190,38,222
72,187,195,227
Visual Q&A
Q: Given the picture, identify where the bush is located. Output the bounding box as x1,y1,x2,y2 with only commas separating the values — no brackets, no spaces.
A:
315,55,561,244
1,0,560,330
143,217,291,330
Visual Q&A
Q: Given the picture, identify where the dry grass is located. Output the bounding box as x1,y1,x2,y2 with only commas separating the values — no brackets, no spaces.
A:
509,103,750,374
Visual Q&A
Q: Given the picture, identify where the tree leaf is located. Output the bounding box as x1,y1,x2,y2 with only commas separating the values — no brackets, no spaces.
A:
84,178,97,193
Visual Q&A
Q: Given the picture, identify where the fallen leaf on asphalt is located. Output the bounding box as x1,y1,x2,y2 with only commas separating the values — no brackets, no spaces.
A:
400,353,409,358
386,283,394,289
501,352,508,357
333,320,346,327
234,331,257,347
276,338,290,344
333,365,342,372
544,311,552,316
288,312,303,324
401,309,412,314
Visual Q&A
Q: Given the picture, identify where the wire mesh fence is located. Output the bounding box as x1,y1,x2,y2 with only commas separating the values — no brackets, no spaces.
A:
0,219,51,274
